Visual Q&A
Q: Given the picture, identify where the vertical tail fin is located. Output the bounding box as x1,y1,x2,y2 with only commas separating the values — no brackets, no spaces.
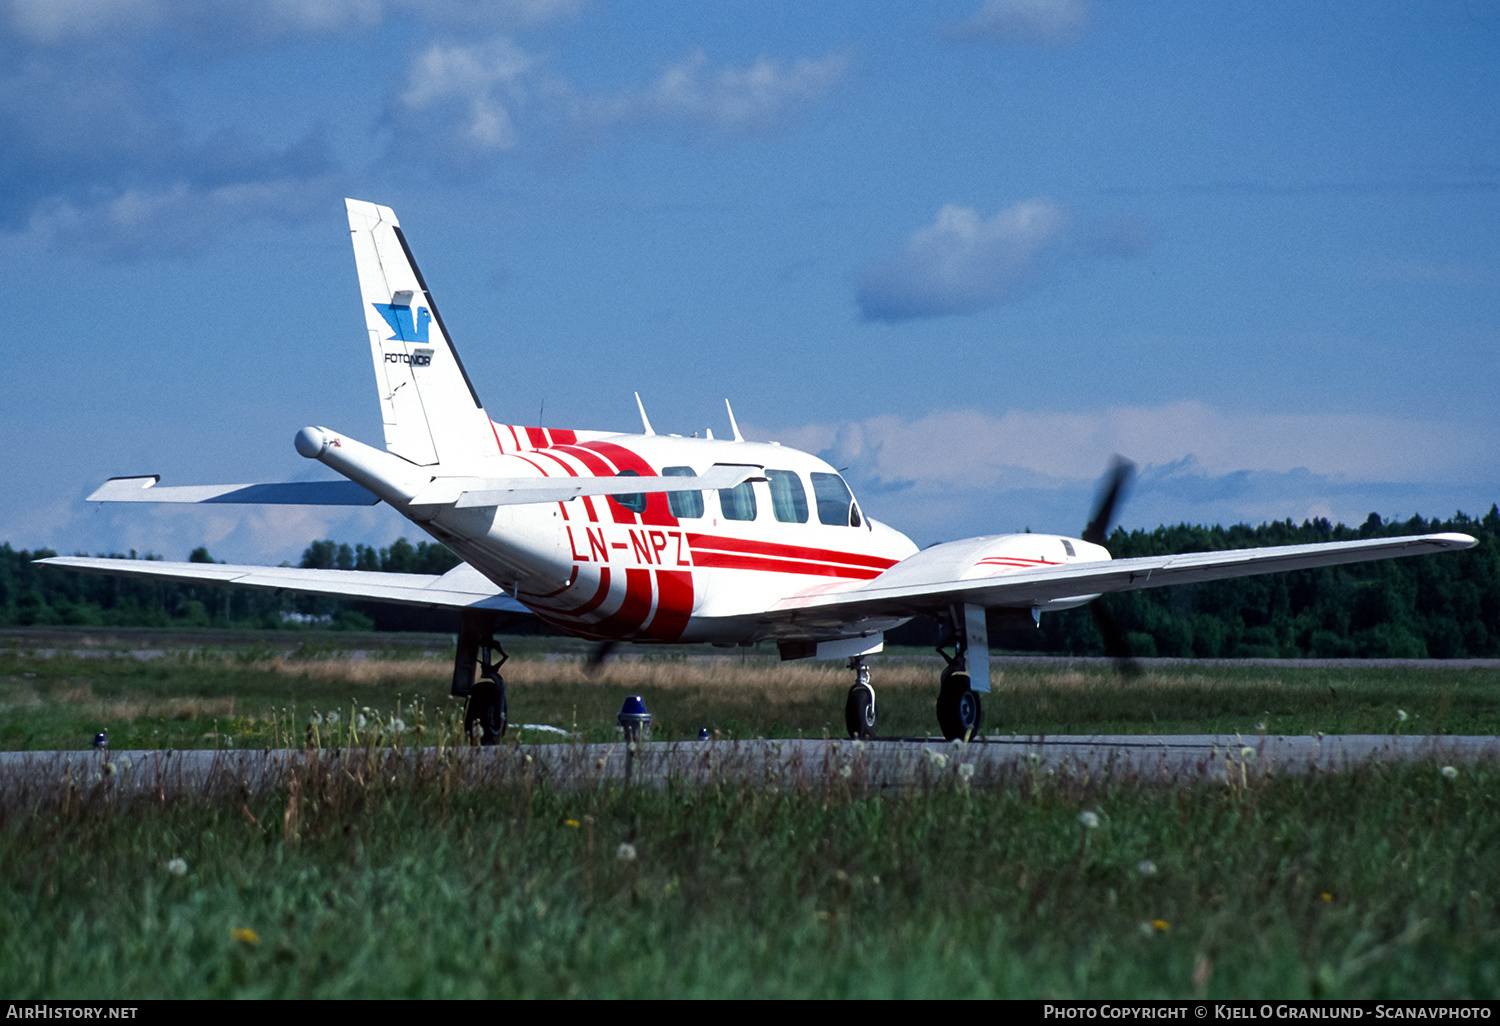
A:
346,198,496,468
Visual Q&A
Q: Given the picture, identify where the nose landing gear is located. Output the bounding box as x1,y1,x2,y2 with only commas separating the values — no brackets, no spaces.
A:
844,658,877,739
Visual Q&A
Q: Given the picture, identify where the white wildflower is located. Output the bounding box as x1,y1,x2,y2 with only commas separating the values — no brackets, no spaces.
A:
165,858,188,876
1079,810,1100,830
1137,859,1158,876
1240,747,1255,761
616,842,637,863
1441,765,1458,780
839,764,853,779
958,763,975,781
1397,709,1408,723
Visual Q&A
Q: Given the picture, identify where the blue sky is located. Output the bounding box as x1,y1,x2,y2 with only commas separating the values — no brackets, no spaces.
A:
3,0,1497,563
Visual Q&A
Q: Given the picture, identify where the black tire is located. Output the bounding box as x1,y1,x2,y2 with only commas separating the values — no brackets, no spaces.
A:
936,667,982,741
845,684,877,739
464,676,508,745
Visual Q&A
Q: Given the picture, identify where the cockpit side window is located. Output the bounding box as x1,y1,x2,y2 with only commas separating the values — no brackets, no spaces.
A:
662,466,703,518
810,472,859,527
766,470,808,523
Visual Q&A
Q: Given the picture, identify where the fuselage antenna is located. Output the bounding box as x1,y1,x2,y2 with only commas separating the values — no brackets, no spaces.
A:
724,399,744,442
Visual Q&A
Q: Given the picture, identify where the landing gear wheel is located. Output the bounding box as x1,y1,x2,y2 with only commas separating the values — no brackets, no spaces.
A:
464,674,508,745
845,684,877,739
936,666,983,742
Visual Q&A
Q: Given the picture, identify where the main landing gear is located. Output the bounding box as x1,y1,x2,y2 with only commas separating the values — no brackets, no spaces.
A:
844,657,877,739
464,642,508,745
455,609,508,745
935,611,985,742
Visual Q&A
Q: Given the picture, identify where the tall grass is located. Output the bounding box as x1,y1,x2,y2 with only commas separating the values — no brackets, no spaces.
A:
0,744,1494,998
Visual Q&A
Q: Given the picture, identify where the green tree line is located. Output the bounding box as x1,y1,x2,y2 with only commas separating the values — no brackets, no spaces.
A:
4,506,1498,657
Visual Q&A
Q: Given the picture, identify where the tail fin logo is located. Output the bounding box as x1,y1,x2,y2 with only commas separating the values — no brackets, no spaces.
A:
373,303,432,345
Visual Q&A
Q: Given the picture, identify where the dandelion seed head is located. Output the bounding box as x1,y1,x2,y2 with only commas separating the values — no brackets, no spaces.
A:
308,713,322,726
1079,810,1100,829
1397,709,1408,722
354,714,367,731
839,764,853,779
1240,747,1255,760
389,718,406,733
1137,859,1157,876
616,842,637,863
1442,765,1458,780
958,763,975,781
325,711,339,725
165,858,188,876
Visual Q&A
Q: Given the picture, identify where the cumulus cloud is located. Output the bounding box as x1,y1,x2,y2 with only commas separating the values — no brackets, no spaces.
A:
947,0,1091,46
574,49,849,135
3,0,582,45
390,41,849,173
856,198,1068,321
766,402,1498,541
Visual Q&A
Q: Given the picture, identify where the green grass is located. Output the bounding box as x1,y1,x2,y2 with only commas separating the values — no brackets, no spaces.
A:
1,751,1495,998
2,629,1499,750
2,629,1497,998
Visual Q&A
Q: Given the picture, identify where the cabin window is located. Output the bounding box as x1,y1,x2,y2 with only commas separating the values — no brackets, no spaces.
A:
1061,539,1076,557
766,469,808,523
662,466,703,518
611,469,647,515
718,481,757,521
811,472,858,527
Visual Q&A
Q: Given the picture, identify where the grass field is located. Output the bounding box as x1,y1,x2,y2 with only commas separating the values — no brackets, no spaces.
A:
3,628,1499,750
1,628,1497,998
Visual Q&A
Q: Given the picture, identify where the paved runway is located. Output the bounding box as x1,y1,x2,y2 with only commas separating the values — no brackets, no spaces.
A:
2,733,1495,800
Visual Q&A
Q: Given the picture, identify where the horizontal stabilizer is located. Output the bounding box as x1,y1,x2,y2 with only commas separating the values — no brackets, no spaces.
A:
37,557,528,612
87,476,380,506
410,463,766,508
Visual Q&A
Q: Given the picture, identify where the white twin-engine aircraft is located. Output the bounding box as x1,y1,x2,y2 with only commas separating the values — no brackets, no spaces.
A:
42,199,1477,742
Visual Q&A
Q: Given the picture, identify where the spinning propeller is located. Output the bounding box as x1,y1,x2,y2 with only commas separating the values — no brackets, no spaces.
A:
1082,457,1139,676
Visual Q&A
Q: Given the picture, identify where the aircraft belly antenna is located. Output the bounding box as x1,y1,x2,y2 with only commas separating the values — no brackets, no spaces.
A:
634,392,656,436
724,399,744,442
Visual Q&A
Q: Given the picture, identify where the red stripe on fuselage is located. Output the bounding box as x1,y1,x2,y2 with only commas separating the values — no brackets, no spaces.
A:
686,533,898,571
690,550,885,580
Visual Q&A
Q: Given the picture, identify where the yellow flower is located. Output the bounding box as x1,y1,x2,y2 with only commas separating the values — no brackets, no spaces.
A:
564,819,581,828
1152,919,1170,932
1321,893,1332,902
232,927,261,946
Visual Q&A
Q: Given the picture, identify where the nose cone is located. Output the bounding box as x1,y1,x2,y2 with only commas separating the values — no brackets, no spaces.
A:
295,426,330,459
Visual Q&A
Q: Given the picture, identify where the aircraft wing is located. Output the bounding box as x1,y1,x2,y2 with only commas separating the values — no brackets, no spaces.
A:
772,532,1478,626
36,557,528,612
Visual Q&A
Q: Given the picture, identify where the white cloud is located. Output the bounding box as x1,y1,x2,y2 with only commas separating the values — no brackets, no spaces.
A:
397,37,539,155
576,49,849,134
948,0,1091,46
392,41,849,172
763,402,1499,541
794,401,1497,488
856,198,1068,321
3,0,583,44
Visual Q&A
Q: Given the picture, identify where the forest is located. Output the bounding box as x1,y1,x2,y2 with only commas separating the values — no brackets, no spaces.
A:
3,506,1498,658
